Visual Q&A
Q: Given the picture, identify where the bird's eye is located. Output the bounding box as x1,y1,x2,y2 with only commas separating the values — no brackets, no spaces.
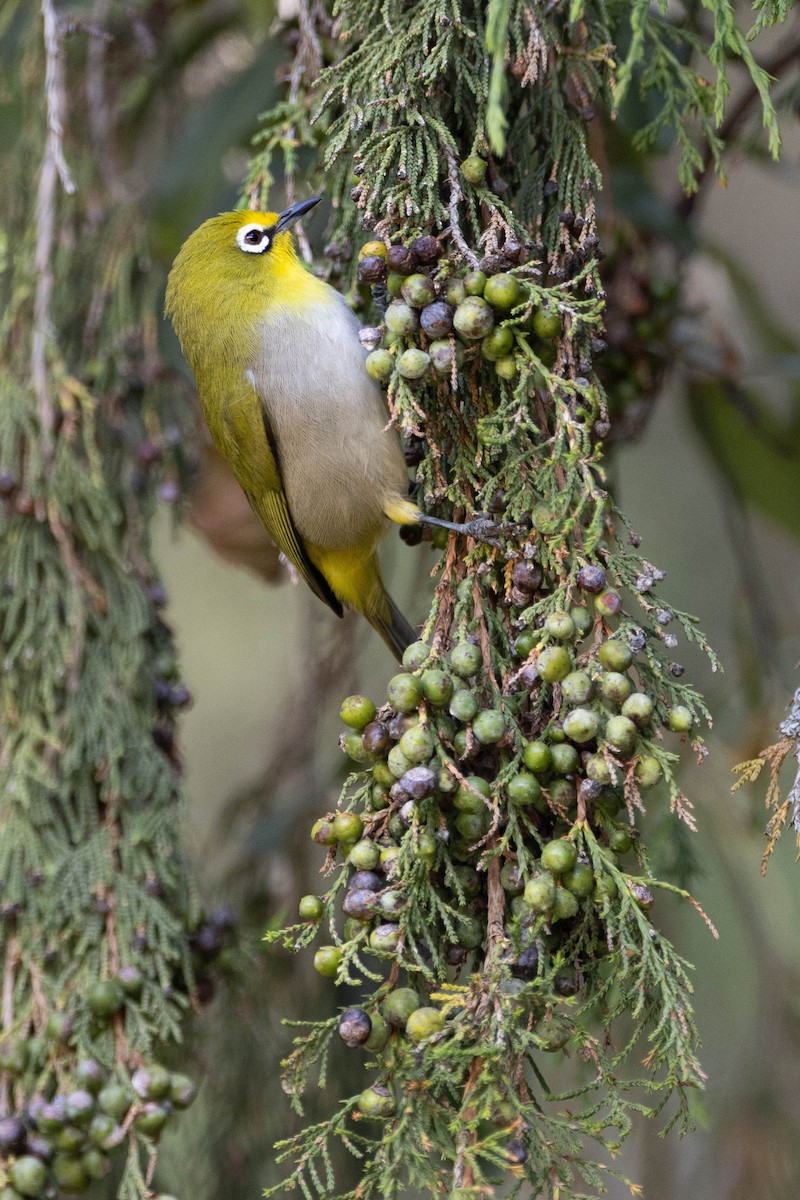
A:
236,224,272,254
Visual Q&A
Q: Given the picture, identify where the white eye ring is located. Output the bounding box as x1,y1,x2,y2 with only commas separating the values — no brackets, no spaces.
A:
236,224,272,254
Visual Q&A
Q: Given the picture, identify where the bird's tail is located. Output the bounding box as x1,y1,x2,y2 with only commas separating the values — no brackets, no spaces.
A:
370,590,416,662
307,543,416,662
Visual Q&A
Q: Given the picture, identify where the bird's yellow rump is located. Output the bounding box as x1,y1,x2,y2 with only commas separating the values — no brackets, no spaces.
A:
165,198,420,658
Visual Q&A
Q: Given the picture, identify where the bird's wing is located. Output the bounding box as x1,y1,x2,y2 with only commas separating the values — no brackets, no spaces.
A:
219,376,344,618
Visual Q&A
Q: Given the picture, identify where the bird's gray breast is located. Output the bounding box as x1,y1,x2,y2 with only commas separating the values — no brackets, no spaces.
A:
249,297,407,549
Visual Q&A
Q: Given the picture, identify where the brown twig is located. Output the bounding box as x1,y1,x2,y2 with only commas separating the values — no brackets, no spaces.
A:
444,144,480,268
33,0,78,462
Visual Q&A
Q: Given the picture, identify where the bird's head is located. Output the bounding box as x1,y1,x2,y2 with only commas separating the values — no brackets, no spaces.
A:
165,199,322,352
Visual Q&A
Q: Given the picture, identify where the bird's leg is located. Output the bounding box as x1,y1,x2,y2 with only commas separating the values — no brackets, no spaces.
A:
385,498,524,546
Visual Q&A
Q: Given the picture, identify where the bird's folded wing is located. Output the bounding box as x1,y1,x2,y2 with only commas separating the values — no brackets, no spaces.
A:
255,487,343,617
216,377,344,618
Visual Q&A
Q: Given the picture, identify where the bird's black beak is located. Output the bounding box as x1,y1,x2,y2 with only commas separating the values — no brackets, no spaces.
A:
275,197,322,232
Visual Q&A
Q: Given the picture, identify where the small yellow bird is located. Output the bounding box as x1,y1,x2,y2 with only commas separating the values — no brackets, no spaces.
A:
165,198,424,659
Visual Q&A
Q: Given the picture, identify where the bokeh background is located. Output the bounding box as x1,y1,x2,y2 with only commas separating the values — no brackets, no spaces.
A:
23,2,798,1195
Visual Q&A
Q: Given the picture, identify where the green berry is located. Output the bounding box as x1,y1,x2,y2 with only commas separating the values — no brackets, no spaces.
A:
348,839,381,871
383,988,421,1028
387,745,413,778
134,1103,169,1137
53,1154,90,1194
540,839,578,875
445,278,467,306
369,923,401,954
132,1064,171,1100
9,1157,48,1198
604,715,638,756
453,913,484,948
562,863,594,897
402,641,431,670
635,754,662,789
82,1147,110,1180
523,874,556,913
595,588,622,617
461,155,487,184
406,1006,445,1042
453,296,494,340
449,689,479,722
472,709,506,744
387,673,422,713
481,326,514,361
420,669,453,705
561,670,594,705
600,671,633,705
358,1085,396,1118
86,980,124,1019
89,1112,120,1149
75,1059,105,1094
340,694,377,730
622,693,654,724
668,705,694,733
551,886,580,921
386,272,404,297
55,1124,85,1153
533,306,561,340
450,642,482,678
429,339,457,376
454,810,490,841
401,273,436,308
341,731,370,763
364,1012,390,1052
549,777,576,807
168,1073,197,1108
514,629,536,658
97,1084,131,1121
522,740,552,774
463,270,487,296
593,873,619,901
570,605,593,636
454,775,491,813
398,348,431,380
544,611,575,641
495,355,519,380
562,708,600,745
598,639,633,671
65,1089,95,1125
313,946,343,977
365,349,393,383
506,772,542,807
533,1015,571,1050
536,646,572,682
484,273,523,310
333,811,363,842
311,817,338,845
384,300,418,336
500,861,524,894
585,753,612,784
608,826,633,854
550,742,579,774
117,966,143,997
413,830,438,864
398,724,434,763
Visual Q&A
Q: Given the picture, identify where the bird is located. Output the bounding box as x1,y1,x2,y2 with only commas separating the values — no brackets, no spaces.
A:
165,197,427,659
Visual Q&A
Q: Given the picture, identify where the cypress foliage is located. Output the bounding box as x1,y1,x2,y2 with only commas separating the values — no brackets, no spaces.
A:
0,5,215,1197
254,1,788,1197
